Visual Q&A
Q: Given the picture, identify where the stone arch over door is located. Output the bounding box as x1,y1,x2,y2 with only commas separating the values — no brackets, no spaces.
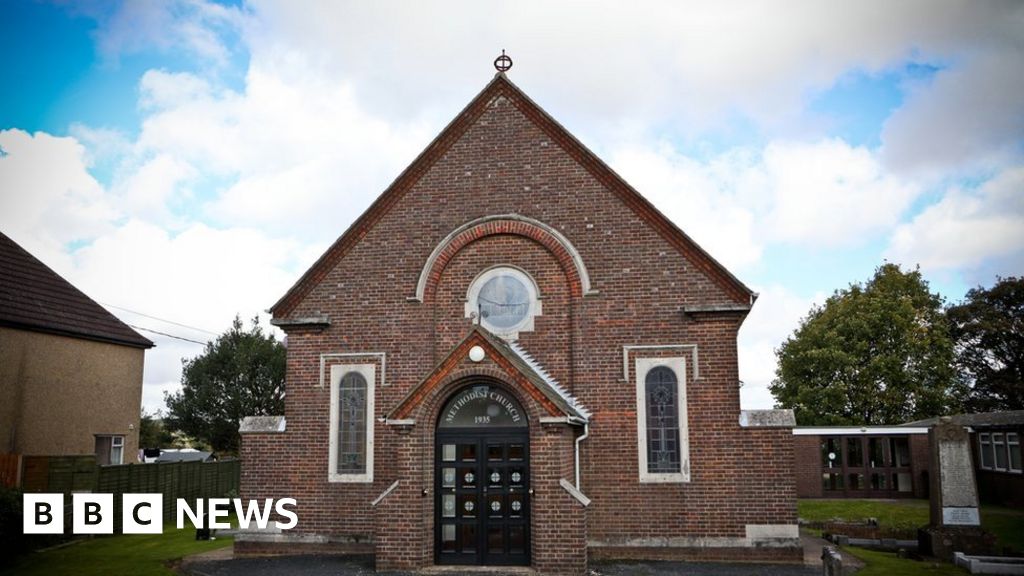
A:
413,214,594,302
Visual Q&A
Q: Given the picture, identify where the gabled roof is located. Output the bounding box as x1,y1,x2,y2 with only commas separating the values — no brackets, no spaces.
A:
271,73,755,317
0,231,153,349
388,327,590,422
902,411,1024,428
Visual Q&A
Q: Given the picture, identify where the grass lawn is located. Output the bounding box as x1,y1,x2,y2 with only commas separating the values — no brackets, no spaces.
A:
0,524,233,576
799,498,930,533
843,546,967,576
799,498,1024,553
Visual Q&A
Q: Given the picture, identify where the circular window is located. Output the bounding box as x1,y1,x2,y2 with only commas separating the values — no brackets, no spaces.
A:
465,267,541,338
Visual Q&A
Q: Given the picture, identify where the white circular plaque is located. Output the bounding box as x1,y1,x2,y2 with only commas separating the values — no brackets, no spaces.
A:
469,345,486,362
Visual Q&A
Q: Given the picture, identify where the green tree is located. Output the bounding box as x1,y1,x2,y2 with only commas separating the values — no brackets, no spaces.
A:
770,264,959,425
165,315,285,454
139,409,175,449
948,277,1024,411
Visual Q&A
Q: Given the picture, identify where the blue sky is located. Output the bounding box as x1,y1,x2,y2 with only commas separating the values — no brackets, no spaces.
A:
1,0,1022,412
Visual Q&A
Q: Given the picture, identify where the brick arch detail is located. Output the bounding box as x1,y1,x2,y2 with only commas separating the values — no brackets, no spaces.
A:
413,214,594,302
413,368,546,430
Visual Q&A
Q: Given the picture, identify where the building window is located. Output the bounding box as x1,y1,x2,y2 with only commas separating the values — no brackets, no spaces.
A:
465,267,541,339
329,364,375,482
635,357,689,482
981,432,1022,474
980,433,994,469
1009,433,1021,472
890,437,910,467
994,433,1008,470
822,438,842,468
95,435,124,466
645,367,680,473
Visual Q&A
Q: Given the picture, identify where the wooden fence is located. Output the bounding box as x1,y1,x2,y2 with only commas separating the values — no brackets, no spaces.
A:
20,456,239,493
0,453,20,488
16,456,240,526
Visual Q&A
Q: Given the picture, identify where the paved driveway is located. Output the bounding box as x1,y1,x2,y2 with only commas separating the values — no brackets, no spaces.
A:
182,554,822,576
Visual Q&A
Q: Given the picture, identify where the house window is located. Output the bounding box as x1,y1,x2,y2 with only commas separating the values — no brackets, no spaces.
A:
329,364,375,482
95,435,124,466
635,357,689,482
465,267,541,339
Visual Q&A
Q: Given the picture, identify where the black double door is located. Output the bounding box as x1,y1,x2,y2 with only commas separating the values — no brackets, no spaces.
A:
435,429,530,566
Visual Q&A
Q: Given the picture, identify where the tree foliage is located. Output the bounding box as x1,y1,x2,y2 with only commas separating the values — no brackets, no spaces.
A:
948,277,1024,411
139,409,175,449
164,315,285,454
770,264,959,425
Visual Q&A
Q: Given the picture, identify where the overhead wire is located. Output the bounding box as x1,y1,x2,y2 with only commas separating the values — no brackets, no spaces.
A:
127,324,209,346
100,301,219,335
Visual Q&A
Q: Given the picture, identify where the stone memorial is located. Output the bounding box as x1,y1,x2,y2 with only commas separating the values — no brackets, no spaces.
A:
918,417,995,560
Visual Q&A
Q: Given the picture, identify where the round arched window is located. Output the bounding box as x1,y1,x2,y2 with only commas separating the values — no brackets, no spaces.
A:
465,267,541,338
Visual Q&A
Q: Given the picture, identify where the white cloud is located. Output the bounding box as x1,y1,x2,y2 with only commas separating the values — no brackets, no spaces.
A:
92,0,246,67
761,139,920,247
0,129,119,270
738,285,823,409
129,59,432,240
882,51,1024,173
609,138,921,268
243,0,1023,141
608,143,764,272
886,166,1024,275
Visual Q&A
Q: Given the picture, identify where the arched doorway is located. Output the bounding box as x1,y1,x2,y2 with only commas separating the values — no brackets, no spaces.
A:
435,382,530,566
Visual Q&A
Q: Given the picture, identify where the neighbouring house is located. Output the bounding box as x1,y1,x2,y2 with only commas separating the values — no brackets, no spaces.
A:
793,411,1023,509
793,425,932,500
0,231,153,467
904,411,1023,509
239,66,798,575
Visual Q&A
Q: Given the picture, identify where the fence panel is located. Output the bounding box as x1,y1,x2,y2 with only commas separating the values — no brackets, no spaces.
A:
0,453,20,488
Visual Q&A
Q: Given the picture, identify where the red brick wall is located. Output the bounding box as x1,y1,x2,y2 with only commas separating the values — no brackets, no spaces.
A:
242,87,792,568
910,433,931,499
795,435,823,498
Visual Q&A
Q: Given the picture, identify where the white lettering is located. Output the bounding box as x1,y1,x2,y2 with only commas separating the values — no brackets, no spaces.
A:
275,498,298,529
177,498,203,529
208,498,231,529
233,498,274,530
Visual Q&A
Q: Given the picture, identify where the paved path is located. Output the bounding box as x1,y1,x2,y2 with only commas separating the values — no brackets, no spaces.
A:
182,554,824,576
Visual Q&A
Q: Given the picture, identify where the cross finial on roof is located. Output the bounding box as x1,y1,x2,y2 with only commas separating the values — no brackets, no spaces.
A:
494,50,512,73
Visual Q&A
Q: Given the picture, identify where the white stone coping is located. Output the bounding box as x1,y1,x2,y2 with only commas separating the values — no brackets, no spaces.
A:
793,426,930,435
508,341,591,420
954,552,1024,575
588,525,801,549
559,478,591,507
371,480,401,507
239,415,286,433
739,409,795,428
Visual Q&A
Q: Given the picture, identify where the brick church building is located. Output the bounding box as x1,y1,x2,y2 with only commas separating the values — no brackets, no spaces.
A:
239,63,799,575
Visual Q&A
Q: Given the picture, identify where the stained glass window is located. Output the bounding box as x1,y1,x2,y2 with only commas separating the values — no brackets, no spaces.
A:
338,371,367,474
645,366,680,473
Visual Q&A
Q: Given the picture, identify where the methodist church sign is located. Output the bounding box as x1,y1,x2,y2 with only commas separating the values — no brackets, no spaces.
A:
440,385,526,427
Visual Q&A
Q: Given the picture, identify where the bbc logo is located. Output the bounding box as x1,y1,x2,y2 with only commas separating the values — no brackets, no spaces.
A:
24,494,163,535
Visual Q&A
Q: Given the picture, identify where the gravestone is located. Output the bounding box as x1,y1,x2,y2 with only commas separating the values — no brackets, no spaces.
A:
918,417,995,560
